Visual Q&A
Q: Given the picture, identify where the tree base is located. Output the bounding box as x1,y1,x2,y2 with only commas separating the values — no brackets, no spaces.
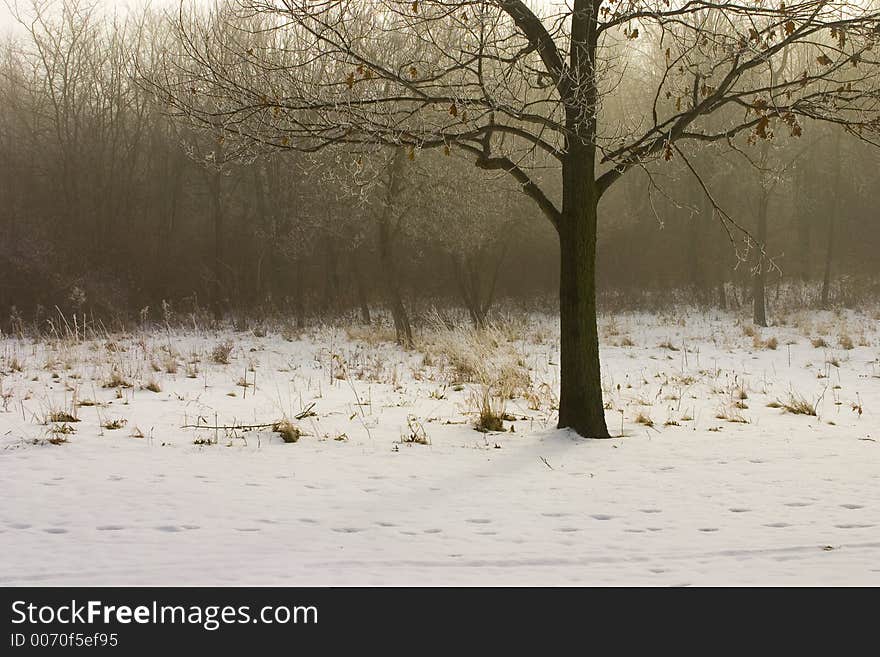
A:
557,418,611,439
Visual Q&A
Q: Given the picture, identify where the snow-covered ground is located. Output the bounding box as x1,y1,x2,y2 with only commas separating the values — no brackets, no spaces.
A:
1,308,878,585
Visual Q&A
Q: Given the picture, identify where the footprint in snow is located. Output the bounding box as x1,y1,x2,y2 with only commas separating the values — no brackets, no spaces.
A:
764,522,791,528
235,528,261,532
332,527,364,534
96,525,126,531
840,504,864,510
10,523,32,529
641,509,662,514
44,528,68,534
298,518,319,524
541,512,571,518
422,528,443,534
591,514,614,521
698,527,719,532
466,519,492,524
784,502,812,507
556,527,580,533
835,523,875,529
729,508,751,513
155,525,182,533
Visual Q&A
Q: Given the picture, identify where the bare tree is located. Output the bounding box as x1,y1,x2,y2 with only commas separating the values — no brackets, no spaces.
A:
820,127,844,307
138,2,880,435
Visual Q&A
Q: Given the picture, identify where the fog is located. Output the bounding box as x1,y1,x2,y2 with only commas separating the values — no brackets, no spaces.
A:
2,0,880,588
1,0,879,335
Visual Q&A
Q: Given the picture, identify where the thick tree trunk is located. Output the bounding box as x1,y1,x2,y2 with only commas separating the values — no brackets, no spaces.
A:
821,132,842,308
752,193,768,327
794,162,812,281
152,149,182,303
210,166,224,321
378,215,413,348
354,253,371,325
820,217,835,307
452,255,487,329
822,131,842,308
322,232,341,314
292,259,305,329
377,148,413,348
557,148,609,438
356,281,371,325
687,212,706,304
208,133,226,321
253,163,276,306
554,4,609,439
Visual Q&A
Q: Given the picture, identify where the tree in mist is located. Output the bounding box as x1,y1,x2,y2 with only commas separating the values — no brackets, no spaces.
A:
387,150,526,329
151,0,880,437
820,127,844,307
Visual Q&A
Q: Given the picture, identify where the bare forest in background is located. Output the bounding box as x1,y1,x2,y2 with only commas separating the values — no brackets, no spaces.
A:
0,0,878,338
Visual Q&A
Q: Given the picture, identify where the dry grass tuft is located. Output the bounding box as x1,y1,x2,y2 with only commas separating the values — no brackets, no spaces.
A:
752,335,778,350
400,416,431,444
716,405,748,423
779,393,817,416
471,386,506,433
345,325,397,346
418,322,531,399
103,369,131,389
634,411,654,427
48,410,79,423
211,340,234,364
273,419,302,443
163,355,179,374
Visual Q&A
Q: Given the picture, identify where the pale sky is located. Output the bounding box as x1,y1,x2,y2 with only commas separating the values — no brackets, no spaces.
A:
0,0,196,36
0,0,556,37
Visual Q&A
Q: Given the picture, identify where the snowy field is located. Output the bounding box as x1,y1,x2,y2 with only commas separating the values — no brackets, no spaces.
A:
1,308,878,586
